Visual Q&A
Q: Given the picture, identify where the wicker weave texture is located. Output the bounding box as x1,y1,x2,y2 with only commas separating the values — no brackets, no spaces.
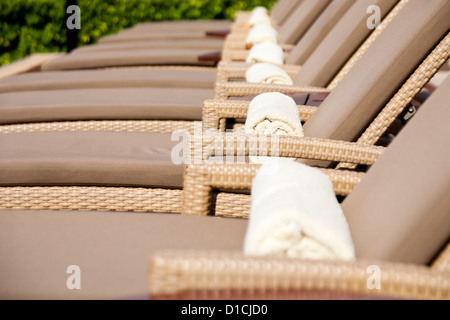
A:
214,81,330,100
432,244,450,274
0,187,183,213
0,120,195,134
216,61,301,83
202,99,317,132
214,167,364,219
149,251,450,300
183,163,367,217
201,133,385,165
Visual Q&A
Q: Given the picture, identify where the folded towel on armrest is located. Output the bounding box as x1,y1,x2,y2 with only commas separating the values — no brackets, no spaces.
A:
245,92,303,163
246,42,285,65
245,25,278,48
244,92,303,136
246,62,294,85
248,6,272,27
244,158,356,261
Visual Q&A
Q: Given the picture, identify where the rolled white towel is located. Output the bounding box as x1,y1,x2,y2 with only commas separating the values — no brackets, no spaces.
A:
244,158,356,261
248,6,272,27
245,25,278,48
246,62,293,85
246,42,284,65
245,92,303,163
245,92,303,136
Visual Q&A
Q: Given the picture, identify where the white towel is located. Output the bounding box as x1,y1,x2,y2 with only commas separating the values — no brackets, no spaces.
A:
248,6,272,27
245,25,278,47
245,92,303,164
246,63,294,85
244,158,356,261
246,42,284,65
244,92,303,136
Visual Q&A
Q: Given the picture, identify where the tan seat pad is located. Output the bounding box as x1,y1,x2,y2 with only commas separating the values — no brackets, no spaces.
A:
0,68,217,94
0,131,187,188
0,210,248,299
42,49,218,71
0,87,212,124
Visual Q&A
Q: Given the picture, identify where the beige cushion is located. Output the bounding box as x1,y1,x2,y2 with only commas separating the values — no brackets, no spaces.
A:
342,75,450,264
41,49,217,71
293,0,398,87
0,131,185,188
271,0,302,26
122,19,232,33
0,210,248,299
72,39,225,54
303,0,450,143
287,0,355,65
0,68,217,94
98,31,212,44
278,0,331,45
0,87,212,124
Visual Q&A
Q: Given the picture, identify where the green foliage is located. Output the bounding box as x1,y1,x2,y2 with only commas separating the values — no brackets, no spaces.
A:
0,0,276,65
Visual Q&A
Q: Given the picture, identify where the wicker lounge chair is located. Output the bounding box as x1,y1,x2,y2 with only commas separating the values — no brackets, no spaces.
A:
148,76,450,300
0,0,448,218
0,0,402,131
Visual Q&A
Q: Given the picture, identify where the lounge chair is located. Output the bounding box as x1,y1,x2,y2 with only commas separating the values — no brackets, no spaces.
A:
0,1,351,93
0,0,448,218
148,75,450,300
39,0,332,71
0,0,401,130
94,0,299,43
91,0,303,49
0,70,448,300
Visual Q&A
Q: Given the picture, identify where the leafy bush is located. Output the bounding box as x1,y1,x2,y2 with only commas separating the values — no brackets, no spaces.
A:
0,0,276,65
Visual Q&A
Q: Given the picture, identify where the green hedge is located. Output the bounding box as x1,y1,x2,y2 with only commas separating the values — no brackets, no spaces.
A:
0,0,276,65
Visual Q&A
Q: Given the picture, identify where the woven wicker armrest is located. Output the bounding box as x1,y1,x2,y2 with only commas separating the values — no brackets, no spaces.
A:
223,39,295,51
149,250,450,300
216,61,301,83
0,120,196,135
222,48,293,63
214,81,330,100
202,99,317,132
183,162,365,217
182,133,384,216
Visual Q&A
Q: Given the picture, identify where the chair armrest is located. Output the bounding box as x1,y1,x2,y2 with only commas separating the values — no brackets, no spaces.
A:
182,133,385,216
200,133,384,166
202,99,317,131
216,61,301,82
223,38,295,51
183,162,366,217
149,250,450,300
214,81,330,100
221,47,291,62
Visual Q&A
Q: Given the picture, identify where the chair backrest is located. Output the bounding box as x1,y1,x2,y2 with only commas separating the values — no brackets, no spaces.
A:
271,0,303,26
278,0,332,44
342,75,450,264
287,0,356,65
303,0,450,143
293,0,399,87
